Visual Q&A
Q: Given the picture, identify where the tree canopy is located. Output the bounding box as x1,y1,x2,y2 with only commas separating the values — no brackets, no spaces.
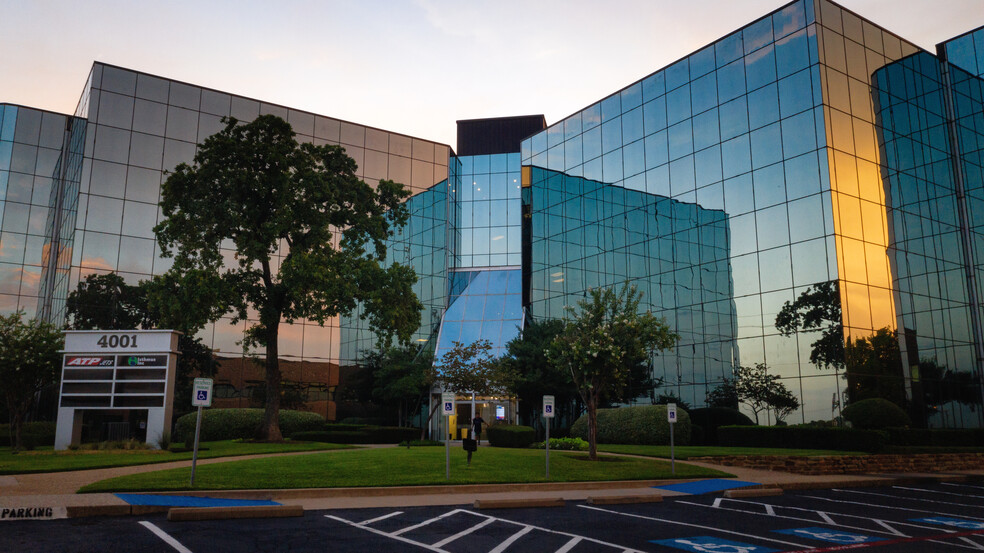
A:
496,318,576,427
775,280,845,370
154,114,422,440
0,311,63,450
548,284,677,460
733,363,800,424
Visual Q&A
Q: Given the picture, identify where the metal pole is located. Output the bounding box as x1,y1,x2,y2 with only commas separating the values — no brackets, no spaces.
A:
669,421,675,476
445,412,450,480
545,414,550,479
190,405,203,486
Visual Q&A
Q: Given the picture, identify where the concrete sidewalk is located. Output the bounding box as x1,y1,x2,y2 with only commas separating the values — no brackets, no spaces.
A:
2,450,982,518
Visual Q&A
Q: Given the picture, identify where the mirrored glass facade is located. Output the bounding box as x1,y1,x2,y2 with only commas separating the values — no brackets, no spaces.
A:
522,0,983,425
5,0,983,426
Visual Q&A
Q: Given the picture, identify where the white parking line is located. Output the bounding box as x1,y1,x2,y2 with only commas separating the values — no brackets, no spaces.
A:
577,504,811,549
837,488,984,510
488,525,533,553
895,486,984,501
432,517,495,548
390,509,460,536
139,521,193,553
359,511,403,525
802,494,984,520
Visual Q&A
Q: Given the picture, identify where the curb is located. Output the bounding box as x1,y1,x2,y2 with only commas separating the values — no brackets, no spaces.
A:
586,494,663,505
168,505,303,522
723,487,783,498
473,498,565,509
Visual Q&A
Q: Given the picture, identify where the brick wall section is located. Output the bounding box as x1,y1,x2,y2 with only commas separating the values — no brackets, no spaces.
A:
688,454,984,474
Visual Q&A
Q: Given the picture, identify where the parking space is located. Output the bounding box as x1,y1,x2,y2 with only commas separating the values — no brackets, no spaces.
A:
1,481,983,552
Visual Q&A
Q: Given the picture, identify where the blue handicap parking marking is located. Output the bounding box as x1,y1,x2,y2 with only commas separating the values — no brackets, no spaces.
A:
913,517,984,530
654,479,761,495
774,527,883,544
650,535,777,553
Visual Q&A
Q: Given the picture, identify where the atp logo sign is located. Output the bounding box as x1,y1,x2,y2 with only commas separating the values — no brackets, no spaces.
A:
65,356,114,367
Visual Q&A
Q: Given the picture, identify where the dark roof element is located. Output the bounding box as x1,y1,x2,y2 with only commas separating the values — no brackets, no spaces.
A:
456,115,547,156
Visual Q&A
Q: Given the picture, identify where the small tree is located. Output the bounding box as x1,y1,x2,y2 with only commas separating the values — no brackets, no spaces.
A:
706,378,739,409
362,346,436,429
497,319,576,428
155,115,421,441
439,340,514,398
548,284,678,460
0,312,63,450
733,363,800,424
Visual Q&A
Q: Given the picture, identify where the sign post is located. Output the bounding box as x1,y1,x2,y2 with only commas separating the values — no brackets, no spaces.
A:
543,395,555,479
442,391,454,480
667,403,677,475
190,378,213,486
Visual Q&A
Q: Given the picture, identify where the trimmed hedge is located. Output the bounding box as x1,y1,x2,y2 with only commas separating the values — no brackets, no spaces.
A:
290,426,419,444
487,425,536,448
718,425,887,452
688,408,754,445
842,398,911,429
173,408,325,441
0,422,57,448
570,405,691,446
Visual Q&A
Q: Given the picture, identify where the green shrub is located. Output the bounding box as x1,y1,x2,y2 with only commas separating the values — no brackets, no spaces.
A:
718,425,887,452
173,408,325,441
487,424,536,448
842,398,911,429
323,423,369,432
532,437,588,451
688,408,754,445
365,426,420,444
0,422,57,447
570,405,691,445
339,417,388,425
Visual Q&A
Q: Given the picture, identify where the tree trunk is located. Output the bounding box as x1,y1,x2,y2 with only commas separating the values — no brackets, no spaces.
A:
261,321,283,441
586,393,598,461
421,400,439,440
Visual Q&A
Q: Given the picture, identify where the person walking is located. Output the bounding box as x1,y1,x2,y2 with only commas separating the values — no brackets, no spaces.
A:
472,414,486,444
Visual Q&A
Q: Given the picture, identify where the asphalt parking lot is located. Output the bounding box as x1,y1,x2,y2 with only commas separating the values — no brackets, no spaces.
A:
2,481,983,552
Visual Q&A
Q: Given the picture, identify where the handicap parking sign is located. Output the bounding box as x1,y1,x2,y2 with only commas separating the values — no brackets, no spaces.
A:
192,378,213,407
775,527,883,544
651,536,777,553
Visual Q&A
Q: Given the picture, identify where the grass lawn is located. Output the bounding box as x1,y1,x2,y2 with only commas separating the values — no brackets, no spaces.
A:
0,440,349,475
79,446,733,493
597,445,866,459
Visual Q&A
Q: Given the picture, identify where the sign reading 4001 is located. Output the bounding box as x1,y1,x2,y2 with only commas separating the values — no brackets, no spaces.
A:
95,334,139,349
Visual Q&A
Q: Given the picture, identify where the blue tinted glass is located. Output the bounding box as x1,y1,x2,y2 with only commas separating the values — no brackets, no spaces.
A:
603,150,623,182
582,103,602,131
643,97,667,134
669,156,695,196
473,155,490,174
719,97,749,140
691,72,718,114
693,108,720,151
785,151,822,200
622,107,644,143
490,154,509,173
0,106,16,142
744,16,774,54
602,118,622,154
716,32,743,66
668,120,693,160
697,181,724,211
781,111,817,157
463,294,485,320
583,126,602,161
564,113,582,140
645,131,669,169
695,145,722,187
642,71,666,101
730,214,758,256
666,85,691,125
750,123,782,168
773,1,806,40
775,29,810,78
746,45,777,91
444,295,466,321
748,84,780,129
758,246,792,291
601,95,621,122
565,136,583,168
487,269,509,292
778,69,814,118
437,321,461,348
469,270,490,294
717,60,746,103
482,320,503,347
532,131,547,155
753,162,786,209
787,194,826,243
624,139,646,178
756,204,790,250
621,82,643,111
724,174,754,214
722,135,751,178
459,321,482,345
666,60,690,90
690,46,716,78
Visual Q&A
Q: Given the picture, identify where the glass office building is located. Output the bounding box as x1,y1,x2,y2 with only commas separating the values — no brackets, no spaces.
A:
3,0,983,426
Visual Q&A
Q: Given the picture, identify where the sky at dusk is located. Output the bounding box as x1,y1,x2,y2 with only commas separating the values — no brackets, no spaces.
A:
1,0,982,148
